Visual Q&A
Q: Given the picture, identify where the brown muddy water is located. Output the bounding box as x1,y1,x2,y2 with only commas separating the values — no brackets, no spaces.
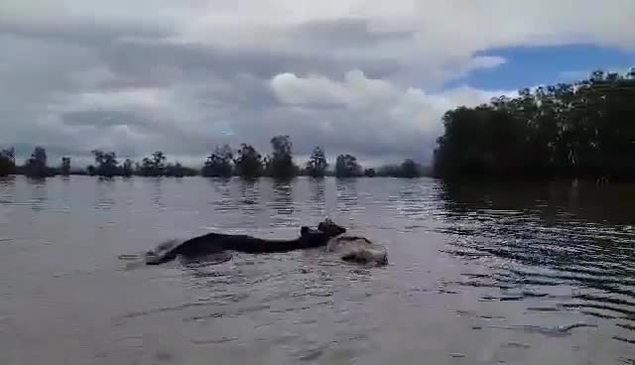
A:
0,176,633,364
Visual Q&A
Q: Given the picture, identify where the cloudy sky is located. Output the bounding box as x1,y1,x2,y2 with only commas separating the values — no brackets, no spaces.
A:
1,0,634,166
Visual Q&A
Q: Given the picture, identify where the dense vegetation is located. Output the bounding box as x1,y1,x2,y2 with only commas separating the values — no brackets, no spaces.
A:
0,135,426,179
306,147,328,177
233,143,264,179
0,148,16,177
1,146,70,178
334,154,363,177
434,70,635,180
201,144,233,177
23,147,55,178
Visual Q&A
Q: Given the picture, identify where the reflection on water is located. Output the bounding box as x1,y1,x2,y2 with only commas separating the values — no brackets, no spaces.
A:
270,181,295,227
95,178,117,211
335,178,359,213
439,181,635,349
27,178,48,212
0,176,633,364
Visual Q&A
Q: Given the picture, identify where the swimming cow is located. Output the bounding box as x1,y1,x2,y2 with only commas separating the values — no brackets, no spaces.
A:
145,219,387,266
325,235,388,266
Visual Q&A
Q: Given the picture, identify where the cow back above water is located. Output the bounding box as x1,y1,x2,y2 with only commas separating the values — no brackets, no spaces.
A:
326,235,388,266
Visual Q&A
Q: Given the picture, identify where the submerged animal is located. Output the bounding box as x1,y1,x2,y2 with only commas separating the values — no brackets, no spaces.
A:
316,220,388,266
144,219,388,266
325,235,388,266
145,219,346,265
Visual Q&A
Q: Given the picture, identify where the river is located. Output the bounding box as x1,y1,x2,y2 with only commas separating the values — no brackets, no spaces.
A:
0,176,633,364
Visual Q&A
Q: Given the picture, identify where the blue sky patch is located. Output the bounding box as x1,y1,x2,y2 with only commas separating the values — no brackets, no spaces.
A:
449,44,635,91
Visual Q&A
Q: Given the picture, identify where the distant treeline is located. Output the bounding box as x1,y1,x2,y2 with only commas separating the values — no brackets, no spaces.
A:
0,136,429,179
434,70,635,181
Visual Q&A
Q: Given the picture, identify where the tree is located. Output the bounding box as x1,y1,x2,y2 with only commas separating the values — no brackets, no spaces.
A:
401,159,420,178
267,135,297,179
335,154,362,177
152,151,166,172
121,159,134,177
306,146,328,177
364,168,376,177
202,144,233,177
60,157,71,176
433,69,635,180
138,151,166,176
165,162,198,177
91,150,119,177
0,148,15,176
24,146,51,178
165,162,184,177
234,144,263,178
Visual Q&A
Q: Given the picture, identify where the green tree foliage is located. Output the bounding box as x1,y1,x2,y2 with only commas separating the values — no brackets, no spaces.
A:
434,70,635,180
138,151,166,176
335,154,362,177
234,144,263,178
60,157,71,176
306,146,328,177
266,135,297,179
24,146,52,178
202,144,233,177
0,148,15,176
91,150,119,177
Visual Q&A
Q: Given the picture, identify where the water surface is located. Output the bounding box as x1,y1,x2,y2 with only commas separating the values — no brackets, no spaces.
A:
0,176,633,364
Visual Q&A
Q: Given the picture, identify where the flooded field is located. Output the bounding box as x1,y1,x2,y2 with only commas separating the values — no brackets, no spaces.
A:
0,176,633,364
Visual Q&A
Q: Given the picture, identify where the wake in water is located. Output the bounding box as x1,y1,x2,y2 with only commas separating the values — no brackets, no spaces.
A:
118,251,234,270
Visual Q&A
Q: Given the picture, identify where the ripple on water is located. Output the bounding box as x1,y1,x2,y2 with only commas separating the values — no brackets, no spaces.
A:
2,177,635,364
441,183,635,349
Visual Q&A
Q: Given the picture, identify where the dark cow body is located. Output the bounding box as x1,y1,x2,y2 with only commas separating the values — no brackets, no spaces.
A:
145,220,346,265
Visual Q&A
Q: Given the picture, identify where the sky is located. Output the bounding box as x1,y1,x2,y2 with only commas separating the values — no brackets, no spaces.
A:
1,0,634,167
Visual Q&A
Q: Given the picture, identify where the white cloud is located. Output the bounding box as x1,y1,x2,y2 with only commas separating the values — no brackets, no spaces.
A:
270,70,403,108
0,0,634,165
269,70,512,162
